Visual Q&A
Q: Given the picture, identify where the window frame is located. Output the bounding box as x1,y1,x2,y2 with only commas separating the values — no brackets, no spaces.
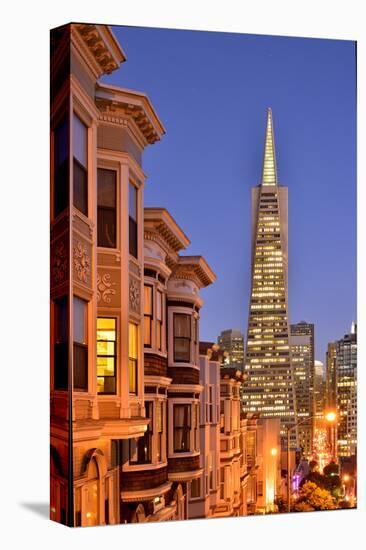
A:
73,296,88,392
173,312,192,363
128,322,138,395
97,317,117,395
173,403,191,453
129,182,138,258
143,284,153,348
72,112,88,217
129,401,153,464
97,167,117,249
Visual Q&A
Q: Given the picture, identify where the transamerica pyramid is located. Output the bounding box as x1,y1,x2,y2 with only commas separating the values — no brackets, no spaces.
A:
242,108,298,449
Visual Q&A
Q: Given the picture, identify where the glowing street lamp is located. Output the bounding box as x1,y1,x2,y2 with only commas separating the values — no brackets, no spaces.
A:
325,411,337,423
270,447,278,457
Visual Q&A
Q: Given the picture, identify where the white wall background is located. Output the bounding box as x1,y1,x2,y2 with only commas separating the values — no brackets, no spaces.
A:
0,1,364,548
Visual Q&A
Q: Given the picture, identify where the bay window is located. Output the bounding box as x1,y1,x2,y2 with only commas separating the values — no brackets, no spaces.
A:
129,183,138,258
143,285,153,347
157,401,164,462
73,113,88,216
54,296,68,390
97,168,116,248
173,313,191,363
130,401,153,464
191,478,201,499
73,296,88,391
54,115,69,218
173,404,191,452
128,322,138,394
97,318,117,394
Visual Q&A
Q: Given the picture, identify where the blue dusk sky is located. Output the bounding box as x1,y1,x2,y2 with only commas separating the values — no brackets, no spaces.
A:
101,26,356,364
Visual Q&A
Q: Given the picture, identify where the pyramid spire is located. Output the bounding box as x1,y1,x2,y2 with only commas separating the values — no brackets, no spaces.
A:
261,107,277,185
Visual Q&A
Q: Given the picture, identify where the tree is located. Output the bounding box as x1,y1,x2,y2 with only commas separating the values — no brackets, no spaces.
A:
294,481,336,512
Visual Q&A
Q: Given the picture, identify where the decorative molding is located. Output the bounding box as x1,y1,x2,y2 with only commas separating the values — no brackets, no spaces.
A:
73,240,91,284
97,272,117,304
52,239,68,285
129,277,141,313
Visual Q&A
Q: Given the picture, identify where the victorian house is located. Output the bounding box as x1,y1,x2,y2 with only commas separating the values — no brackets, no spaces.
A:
50,23,164,526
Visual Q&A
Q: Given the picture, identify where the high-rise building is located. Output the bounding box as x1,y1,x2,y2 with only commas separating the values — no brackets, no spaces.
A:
314,360,326,422
242,108,298,449
290,322,314,455
336,323,357,459
217,329,245,370
326,342,337,410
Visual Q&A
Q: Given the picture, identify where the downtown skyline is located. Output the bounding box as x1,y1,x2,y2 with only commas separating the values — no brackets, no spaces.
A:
101,26,357,362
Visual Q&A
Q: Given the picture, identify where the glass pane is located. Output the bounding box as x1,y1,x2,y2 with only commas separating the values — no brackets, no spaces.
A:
144,316,151,346
97,356,115,376
55,116,69,167
129,359,137,393
97,207,116,248
73,113,87,168
129,217,137,257
56,297,68,343
144,285,152,314
129,323,138,359
73,297,86,344
97,318,116,330
174,313,191,337
73,159,87,215
129,183,137,221
74,343,88,391
174,338,190,362
97,169,116,207
157,290,163,321
97,340,115,356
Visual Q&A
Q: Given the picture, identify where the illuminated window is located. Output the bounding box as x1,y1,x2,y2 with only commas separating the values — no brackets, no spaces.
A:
173,404,191,452
129,322,138,394
97,168,116,248
97,318,116,394
129,183,138,258
173,313,191,362
73,114,88,215
54,115,69,218
144,285,153,347
73,296,88,391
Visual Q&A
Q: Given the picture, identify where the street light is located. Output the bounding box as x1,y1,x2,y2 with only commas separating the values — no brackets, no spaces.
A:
270,447,278,457
286,411,337,513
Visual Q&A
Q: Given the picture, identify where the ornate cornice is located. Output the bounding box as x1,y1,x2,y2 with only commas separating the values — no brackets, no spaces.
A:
171,255,216,288
73,24,126,78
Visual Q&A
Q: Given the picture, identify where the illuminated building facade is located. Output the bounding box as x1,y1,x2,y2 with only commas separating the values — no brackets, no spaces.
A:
217,329,245,370
314,360,326,423
326,342,338,410
290,322,314,456
255,418,281,514
242,108,298,449
336,324,357,459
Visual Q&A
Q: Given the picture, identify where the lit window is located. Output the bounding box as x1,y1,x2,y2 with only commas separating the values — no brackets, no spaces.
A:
73,296,88,391
97,318,117,394
129,322,138,394
97,169,116,248
73,114,88,216
173,313,191,363
130,402,153,464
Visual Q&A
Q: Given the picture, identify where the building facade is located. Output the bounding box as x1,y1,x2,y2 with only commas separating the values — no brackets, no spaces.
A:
314,360,326,424
50,23,218,527
290,322,314,456
336,324,357,459
255,418,282,514
217,329,245,370
242,108,298,449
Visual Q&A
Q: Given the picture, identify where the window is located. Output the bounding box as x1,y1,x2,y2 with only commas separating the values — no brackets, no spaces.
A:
97,168,116,248
129,322,138,394
54,296,68,390
144,285,153,347
157,401,164,462
97,318,117,394
173,313,191,362
54,116,69,218
173,404,191,452
130,402,153,464
73,114,88,215
156,290,163,351
207,385,213,423
193,402,199,451
73,297,88,391
191,478,201,499
129,183,138,257
193,316,198,362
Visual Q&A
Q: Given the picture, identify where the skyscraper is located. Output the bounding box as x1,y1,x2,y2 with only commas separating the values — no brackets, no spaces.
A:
314,360,326,422
290,322,315,455
326,342,337,410
217,329,245,370
336,323,357,459
242,108,298,449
